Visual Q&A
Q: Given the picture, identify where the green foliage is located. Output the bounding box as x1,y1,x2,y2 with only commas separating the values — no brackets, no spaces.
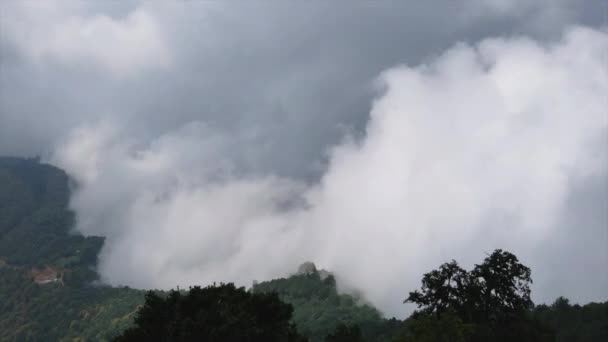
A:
0,266,144,341
0,157,145,341
114,283,305,342
533,297,608,342
406,250,533,322
325,323,364,342
404,311,474,342
405,249,553,342
0,157,104,277
253,269,384,341
405,260,470,317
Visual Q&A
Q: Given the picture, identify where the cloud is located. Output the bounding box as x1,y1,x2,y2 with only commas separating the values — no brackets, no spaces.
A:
52,120,308,290
2,1,169,76
2,1,602,171
1,0,606,318
306,26,607,315
50,26,607,317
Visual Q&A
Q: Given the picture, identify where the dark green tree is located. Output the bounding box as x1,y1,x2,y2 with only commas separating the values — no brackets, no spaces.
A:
405,249,553,342
405,260,470,318
533,297,608,342
113,283,306,342
405,311,474,342
325,323,364,342
469,249,533,324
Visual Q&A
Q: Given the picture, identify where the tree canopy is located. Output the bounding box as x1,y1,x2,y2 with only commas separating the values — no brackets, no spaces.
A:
114,283,306,342
405,249,553,342
325,323,364,342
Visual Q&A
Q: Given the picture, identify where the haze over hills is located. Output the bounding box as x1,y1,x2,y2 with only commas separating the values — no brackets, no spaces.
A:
0,157,391,340
0,157,606,341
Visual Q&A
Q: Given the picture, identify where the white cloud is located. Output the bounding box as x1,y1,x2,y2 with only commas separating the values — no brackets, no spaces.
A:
52,121,307,288
3,1,169,76
306,26,607,315
51,26,607,317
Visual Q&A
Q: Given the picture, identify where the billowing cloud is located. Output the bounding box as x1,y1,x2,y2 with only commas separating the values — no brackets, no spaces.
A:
50,26,607,317
306,26,607,315
2,0,169,76
53,120,307,287
2,1,603,172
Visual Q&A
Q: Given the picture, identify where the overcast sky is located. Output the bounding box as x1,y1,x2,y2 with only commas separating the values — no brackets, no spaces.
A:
1,0,606,317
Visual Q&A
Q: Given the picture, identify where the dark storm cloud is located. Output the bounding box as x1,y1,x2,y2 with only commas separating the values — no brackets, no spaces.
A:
2,1,604,177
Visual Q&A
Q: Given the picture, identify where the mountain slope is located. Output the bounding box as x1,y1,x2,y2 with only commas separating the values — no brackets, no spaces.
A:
252,264,387,341
0,157,144,341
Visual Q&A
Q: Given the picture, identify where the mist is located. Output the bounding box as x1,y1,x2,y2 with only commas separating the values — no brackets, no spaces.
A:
1,1,606,317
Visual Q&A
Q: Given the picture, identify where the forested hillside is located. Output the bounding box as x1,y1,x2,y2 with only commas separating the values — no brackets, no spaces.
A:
0,157,144,341
534,297,608,342
0,156,102,282
0,267,143,341
0,157,606,341
252,263,386,341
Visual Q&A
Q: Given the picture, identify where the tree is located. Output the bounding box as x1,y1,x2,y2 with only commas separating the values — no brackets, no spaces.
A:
405,260,470,318
325,323,363,342
113,283,306,342
405,311,474,342
405,249,553,342
469,249,533,324
533,297,608,342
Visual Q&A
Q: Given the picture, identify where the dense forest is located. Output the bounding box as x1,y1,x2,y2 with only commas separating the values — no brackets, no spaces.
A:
0,157,606,341
0,157,144,340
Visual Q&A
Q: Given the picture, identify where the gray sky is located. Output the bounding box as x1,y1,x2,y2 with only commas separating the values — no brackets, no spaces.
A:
1,0,606,317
